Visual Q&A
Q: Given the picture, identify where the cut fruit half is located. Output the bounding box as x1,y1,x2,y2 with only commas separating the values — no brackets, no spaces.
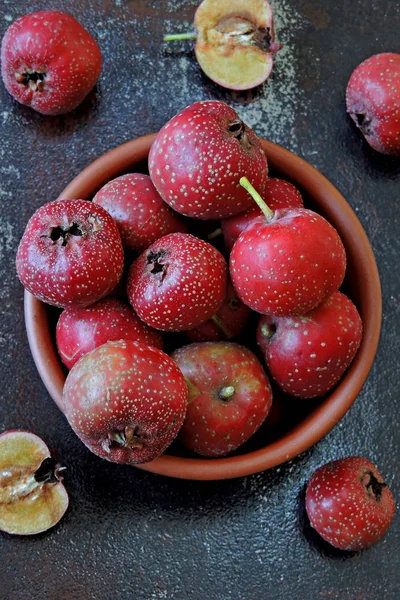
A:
0,430,68,535
194,0,280,90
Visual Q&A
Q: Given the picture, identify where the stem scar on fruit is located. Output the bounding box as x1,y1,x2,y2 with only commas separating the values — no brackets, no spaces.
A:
218,385,236,401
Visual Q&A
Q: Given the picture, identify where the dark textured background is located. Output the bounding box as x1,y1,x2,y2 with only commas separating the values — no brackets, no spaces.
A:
0,1,399,598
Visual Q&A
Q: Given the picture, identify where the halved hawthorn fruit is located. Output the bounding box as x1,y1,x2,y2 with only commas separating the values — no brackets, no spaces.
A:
166,0,281,91
0,430,68,535
195,0,280,90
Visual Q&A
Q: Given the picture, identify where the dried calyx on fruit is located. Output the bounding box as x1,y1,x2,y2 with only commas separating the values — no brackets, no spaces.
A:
165,0,281,90
0,431,68,535
102,426,144,455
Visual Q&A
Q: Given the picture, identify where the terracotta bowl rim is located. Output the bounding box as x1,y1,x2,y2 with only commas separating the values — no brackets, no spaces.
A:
24,134,382,480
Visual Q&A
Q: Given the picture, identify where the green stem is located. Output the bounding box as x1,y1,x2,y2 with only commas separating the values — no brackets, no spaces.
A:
218,386,235,401
164,33,197,42
239,176,274,222
211,314,234,339
208,227,223,240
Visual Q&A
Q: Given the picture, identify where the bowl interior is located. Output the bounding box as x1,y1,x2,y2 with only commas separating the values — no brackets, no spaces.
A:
24,135,382,480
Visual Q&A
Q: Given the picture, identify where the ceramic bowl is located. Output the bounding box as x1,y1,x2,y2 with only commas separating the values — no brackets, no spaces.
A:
24,134,381,480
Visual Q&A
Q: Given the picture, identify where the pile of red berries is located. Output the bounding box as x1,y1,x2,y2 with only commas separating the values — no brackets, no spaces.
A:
16,99,363,463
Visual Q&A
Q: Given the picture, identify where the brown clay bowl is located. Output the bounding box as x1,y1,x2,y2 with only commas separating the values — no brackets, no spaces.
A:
24,134,382,480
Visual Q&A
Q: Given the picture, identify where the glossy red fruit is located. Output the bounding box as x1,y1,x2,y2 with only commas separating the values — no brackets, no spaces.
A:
16,199,124,308
257,291,362,398
222,178,304,250
127,232,227,332
231,209,346,317
93,173,187,252
171,342,273,457
230,179,346,317
56,296,163,370
185,281,251,342
0,430,68,535
306,457,396,551
346,53,400,155
62,340,188,464
1,11,102,115
148,100,269,220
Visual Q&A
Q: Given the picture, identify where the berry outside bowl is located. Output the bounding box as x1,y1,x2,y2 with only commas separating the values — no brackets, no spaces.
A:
24,134,382,481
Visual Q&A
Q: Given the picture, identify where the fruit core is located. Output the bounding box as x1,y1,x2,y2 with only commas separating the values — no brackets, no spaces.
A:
0,456,64,505
216,15,272,51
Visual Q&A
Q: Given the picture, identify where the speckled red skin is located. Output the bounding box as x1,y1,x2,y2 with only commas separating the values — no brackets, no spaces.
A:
185,281,251,342
1,11,102,115
56,296,163,370
256,291,362,398
127,232,228,332
230,208,346,317
16,199,124,308
62,340,188,464
171,342,273,457
93,173,187,252
222,178,304,251
306,457,396,551
346,53,400,156
148,100,269,220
